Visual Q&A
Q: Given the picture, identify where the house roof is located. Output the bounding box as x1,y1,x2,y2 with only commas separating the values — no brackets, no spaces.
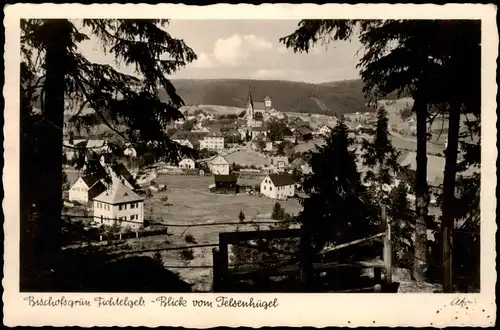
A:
206,129,223,137
251,126,267,132
81,174,103,188
171,131,208,140
267,173,295,187
264,96,271,101
236,119,247,126
111,163,134,185
208,155,229,165
294,126,312,135
94,182,144,204
214,174,238,183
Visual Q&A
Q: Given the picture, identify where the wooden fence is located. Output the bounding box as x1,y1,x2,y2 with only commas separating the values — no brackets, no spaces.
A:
212,206,393,292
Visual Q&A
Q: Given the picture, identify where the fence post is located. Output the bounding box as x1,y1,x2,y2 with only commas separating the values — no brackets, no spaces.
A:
382,205,393,284
99,235,102,241
136,231,139,238
218,234,229,292
299,226,313,292
212,248,221,292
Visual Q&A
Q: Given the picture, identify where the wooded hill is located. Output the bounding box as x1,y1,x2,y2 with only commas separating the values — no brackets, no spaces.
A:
160,79,402,116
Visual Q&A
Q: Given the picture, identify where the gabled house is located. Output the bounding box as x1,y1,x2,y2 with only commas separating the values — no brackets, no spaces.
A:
260,173,295,200
179,158,196,169
204,155,230,175
69,174,108,204
252,133,273,152
211,174,239,194
294,127,313,142
93,182,145,229
250,126,268,139
109,163,138,190
200,129,224,151
271,156,289,169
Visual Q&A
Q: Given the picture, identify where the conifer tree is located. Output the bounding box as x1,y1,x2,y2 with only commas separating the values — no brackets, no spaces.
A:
388,181,415,269
298,120,379,256
238,210,245,223
360,105,401,202
20,19,197,279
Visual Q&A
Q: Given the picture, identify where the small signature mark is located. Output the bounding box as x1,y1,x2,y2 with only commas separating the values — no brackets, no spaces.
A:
450,296,476,308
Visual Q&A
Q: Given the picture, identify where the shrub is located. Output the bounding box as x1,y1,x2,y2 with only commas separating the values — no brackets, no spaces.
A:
184,234,197,244
179,249,195,261
153,251,163,263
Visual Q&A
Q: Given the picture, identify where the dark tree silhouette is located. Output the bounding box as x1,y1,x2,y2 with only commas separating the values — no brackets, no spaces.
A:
20,18,197,287
281,19,480,290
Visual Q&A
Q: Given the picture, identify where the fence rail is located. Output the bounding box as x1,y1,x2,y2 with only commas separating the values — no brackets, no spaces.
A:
212,205,394,292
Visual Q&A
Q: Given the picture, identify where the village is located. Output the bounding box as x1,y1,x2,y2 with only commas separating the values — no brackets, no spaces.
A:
59,89,457,291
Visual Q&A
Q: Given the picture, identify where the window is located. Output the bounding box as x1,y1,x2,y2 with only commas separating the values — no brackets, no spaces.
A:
131,203,135,209
119,205,123,211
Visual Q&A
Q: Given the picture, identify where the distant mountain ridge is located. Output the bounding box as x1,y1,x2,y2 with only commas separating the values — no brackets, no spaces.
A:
160,78,399,116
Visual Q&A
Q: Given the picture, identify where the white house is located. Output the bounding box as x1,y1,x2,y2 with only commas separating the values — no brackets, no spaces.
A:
206,155,230,175
260,173,295,200
200,130,224,151
179,158,196,169
271,156,289,169
93,182,145,230
318,125,332,136
69,174,108,204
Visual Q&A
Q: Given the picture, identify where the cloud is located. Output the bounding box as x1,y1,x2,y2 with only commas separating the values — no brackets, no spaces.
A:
213,34,273,66
191,52,216,68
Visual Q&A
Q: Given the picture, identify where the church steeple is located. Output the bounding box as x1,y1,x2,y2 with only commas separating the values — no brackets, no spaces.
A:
247,87,254,108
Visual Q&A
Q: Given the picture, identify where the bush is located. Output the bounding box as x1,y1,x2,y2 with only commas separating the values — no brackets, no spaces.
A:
184,234,197,244
179,249,195,261
153,251,163,263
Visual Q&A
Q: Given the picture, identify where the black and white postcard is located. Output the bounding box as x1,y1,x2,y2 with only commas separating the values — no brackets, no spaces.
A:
3,3,497,327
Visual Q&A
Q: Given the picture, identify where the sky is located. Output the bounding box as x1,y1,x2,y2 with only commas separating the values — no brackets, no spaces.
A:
78,20,363,84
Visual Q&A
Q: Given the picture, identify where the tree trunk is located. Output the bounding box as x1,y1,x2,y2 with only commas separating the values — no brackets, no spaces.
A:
35,20,70,267
413,96,429,282
441,106,461,292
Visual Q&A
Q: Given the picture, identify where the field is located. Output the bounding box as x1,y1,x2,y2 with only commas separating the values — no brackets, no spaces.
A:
89,174,302,291
224,150,271,167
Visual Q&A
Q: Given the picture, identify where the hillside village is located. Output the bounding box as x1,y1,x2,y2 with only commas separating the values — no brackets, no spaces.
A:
61,89,464,280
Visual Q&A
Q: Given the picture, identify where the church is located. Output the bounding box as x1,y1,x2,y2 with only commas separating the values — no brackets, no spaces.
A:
244,89,274,129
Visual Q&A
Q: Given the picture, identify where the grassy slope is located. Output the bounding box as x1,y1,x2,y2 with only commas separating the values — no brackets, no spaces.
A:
161,78,386,115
